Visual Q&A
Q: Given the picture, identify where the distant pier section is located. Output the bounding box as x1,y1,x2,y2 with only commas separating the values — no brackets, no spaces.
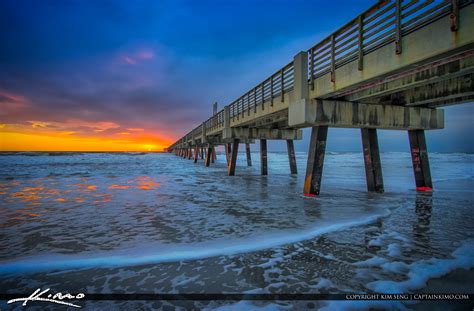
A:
168,0,474,196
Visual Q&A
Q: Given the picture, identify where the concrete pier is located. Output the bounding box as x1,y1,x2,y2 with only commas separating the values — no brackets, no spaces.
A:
168,1,473,195
408,130,433,191
361,129,384,193
304,126,328,196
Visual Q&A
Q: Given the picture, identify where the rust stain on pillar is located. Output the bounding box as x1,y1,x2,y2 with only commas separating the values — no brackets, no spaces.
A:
408,130,433,191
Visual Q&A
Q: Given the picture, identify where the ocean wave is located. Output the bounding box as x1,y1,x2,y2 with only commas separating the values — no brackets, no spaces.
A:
0,210,390,275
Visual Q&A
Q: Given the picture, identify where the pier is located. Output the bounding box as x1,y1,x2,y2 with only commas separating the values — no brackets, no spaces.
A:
167,0,474,196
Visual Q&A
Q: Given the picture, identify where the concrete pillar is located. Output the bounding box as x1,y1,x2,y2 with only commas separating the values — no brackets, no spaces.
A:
205,145,213,167
245,143,252,166
260,139,268,175
201,147,204,159
361,128,384,193
224,106,230,128
287,140,297,174
408,130,433,191
188,148,192,160
212,148,216,163
194,146,198,163
201,122,207,145
228,139,240,176
288,51,311,127
293,51,309,102
304,126,328,196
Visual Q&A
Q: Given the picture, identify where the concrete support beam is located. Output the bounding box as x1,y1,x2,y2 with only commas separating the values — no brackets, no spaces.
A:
304,126,328,196
228,139,240,176
245,143,252,166
361,129,384,193
205,145,213,167
287,140,297,174
260,139,268,176
223,128,302,140
293,100,444,130
408,130,433,191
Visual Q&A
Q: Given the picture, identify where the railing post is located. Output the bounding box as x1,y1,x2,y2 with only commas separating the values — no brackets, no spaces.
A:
330,35,336,82
310,48,315,90
270,76,274,106
254,88,257,113
358,15,364,71
280,68,285,102
395,0,402,55
261,83,265,110
450,0,459,32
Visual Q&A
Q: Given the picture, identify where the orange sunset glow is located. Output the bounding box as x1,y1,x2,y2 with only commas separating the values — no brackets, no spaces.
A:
0,122,174,152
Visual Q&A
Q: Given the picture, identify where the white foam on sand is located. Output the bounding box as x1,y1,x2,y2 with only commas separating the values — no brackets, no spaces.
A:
0,211,390,274
366,239,474,293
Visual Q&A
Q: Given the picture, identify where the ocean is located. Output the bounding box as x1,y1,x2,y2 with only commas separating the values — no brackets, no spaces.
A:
0,151,473,310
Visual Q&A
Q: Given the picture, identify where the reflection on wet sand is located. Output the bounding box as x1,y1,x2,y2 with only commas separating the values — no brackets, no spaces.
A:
1,175,161,222
413,193,433,248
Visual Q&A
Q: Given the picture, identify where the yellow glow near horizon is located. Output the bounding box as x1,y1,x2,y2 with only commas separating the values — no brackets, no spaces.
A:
0,132,169,152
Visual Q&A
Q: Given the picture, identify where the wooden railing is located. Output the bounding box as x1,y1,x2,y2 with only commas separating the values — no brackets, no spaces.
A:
170,0,469,149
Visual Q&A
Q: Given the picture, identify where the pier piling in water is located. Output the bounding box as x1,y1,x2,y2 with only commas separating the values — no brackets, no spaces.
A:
228,139,240,176
194,146,198,163
409,130,433,191
205,145,213,167
304,126,328,196
225,143,232,165
260,139,268,175
245,143,252,166
361,129,384,193
287,140,297,174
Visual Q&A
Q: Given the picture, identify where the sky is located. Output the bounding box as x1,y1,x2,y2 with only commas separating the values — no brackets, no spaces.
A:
0,0,472,152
